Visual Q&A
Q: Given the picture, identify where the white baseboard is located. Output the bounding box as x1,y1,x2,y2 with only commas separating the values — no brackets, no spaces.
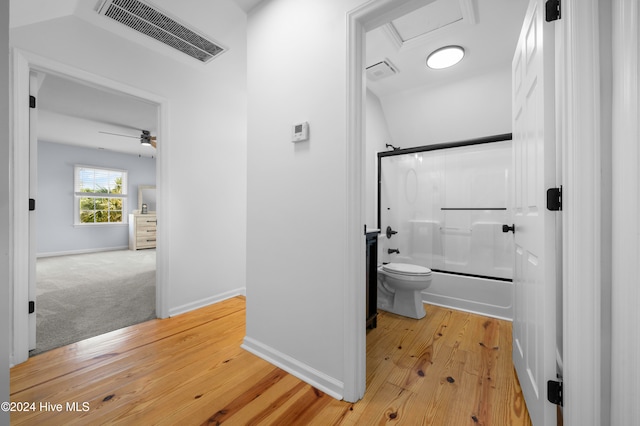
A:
37,246,130,258
168,287,246,317
241,336,344,401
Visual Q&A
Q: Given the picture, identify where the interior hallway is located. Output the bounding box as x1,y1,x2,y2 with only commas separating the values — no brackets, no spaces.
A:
11,297,530,425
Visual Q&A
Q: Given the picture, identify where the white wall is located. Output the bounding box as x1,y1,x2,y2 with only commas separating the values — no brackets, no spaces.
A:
245,0,363,398
598,0,613,422
365,89,393,229
37,141,156,256
378,66,512,147
1,0,11,422
245,1,512,399
10,0,247,315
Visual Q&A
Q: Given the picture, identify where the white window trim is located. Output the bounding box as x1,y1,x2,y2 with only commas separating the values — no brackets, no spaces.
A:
74,165,128,226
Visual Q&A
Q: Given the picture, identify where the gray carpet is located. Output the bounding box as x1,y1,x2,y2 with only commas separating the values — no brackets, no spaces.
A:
33,249,156,355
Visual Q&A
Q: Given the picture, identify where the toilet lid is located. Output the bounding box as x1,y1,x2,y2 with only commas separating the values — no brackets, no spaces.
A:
382,263,432,276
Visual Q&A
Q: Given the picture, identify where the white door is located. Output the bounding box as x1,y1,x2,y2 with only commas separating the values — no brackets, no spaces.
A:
511,0,558,424
28,72,40,350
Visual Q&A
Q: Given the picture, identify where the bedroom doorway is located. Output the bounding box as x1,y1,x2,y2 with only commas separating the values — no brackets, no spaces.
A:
30,70,159,355
11,48,169,364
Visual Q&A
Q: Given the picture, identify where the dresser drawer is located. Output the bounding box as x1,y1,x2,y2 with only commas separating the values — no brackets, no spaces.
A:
136,216,157,229
137,227,156,237
129,214,157,250
136,235,157,248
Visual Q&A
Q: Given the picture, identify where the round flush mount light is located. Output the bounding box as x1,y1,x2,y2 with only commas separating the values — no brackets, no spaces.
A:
426,45,465,69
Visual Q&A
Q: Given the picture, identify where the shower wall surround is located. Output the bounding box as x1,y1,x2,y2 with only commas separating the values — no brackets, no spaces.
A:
378,136,514,319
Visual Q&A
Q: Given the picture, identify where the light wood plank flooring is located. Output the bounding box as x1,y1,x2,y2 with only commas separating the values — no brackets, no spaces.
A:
10,296,531,425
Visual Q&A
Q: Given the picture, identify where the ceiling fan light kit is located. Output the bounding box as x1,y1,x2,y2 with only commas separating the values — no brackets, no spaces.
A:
140,130,153,146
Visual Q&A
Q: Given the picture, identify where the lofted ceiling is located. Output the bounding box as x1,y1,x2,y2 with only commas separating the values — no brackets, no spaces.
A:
36,73,159,157
11,0,259,157
12,0,527,155
366,0,529,98
232,0,264,13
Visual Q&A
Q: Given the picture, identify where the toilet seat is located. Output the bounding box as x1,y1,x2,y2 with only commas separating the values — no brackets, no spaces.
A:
382,263,431,276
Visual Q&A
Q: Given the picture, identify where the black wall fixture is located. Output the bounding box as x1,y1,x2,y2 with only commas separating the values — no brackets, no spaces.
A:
386,226,397,239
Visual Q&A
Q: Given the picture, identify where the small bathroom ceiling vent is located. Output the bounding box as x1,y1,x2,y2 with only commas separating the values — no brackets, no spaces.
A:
366,60,398,81
97,0,226,63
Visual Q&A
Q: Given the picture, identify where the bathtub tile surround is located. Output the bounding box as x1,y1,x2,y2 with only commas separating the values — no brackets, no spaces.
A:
378,135,514,320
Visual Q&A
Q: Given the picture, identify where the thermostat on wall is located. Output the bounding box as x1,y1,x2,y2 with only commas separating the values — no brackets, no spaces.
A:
292,122,309,142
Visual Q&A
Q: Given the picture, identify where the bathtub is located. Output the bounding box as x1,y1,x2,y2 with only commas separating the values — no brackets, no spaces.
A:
377,136,515,322
420,271,513,321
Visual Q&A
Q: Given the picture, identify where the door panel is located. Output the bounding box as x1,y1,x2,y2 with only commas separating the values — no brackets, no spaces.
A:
511,0,557,424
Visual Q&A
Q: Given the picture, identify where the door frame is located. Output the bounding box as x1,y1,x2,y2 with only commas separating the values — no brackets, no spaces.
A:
10,48,171,365
344,0,439,402
558,1,603,424
345,0,605,418
610,0,638,423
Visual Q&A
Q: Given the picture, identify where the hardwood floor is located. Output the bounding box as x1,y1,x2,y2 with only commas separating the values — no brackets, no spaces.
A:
10,297,531,425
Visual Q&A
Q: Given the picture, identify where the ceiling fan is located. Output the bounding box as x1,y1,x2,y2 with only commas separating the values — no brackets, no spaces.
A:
98,129,157,148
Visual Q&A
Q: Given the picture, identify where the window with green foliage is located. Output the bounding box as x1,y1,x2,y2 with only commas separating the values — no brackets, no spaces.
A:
74,166,128,225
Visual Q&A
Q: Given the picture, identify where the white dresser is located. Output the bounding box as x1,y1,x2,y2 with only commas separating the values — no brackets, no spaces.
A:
129,213,157,250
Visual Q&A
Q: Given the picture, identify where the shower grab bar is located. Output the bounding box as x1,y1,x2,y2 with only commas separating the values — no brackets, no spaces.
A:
441,207,507,211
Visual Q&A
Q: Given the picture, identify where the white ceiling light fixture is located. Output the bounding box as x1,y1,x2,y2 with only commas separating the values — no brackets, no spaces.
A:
426,45,465,69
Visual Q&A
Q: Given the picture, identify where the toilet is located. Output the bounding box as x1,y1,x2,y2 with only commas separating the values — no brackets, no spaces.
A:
377,263,433,319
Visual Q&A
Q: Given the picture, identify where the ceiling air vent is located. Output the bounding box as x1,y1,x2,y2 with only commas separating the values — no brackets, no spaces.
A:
97,0,226,63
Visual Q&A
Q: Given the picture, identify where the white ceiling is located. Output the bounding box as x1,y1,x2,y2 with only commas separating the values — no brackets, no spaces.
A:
36,73,159,157
14,0,527,155
37,73,157,132
232,0,264,13
12,0,258,157
366,0,529,98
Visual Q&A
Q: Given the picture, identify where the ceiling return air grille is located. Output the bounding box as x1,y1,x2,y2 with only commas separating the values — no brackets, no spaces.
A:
97,0,226,63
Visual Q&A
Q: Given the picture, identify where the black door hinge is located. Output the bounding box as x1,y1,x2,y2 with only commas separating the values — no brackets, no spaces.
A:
545,0,561,22
29,95,36,109
547,379,563,406
29,300,35,314
547,186,562,211
29,198,36,211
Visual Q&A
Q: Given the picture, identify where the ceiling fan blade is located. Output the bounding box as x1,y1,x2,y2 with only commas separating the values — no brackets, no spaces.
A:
98,131,139,139
99,130,157,148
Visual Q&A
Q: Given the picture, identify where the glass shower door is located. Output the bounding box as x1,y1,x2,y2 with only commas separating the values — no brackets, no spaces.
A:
378,140,513,280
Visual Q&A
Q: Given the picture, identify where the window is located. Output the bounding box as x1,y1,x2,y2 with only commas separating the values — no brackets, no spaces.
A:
74,166,128,225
